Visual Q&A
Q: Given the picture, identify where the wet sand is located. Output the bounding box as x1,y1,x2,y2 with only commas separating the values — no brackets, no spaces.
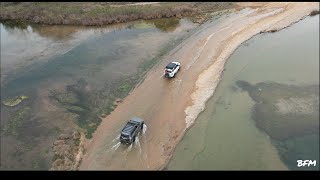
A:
79,2,319,170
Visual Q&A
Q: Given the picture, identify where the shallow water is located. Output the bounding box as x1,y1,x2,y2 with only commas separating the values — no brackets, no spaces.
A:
168,15,319,170
0,18,197,169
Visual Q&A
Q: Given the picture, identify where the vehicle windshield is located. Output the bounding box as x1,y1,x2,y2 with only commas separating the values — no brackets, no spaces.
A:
121,133,129,138
165,63,176,69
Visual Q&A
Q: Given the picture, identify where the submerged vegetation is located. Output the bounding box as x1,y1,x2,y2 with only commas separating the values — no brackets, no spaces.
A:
2,106,32,137
0,2,235,26
236,80,319,140
49,79,100,139
236,80,319,170
2,95,29,107
151,18,180,32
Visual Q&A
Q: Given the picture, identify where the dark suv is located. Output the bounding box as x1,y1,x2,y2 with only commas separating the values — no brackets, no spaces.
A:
120,117,144,145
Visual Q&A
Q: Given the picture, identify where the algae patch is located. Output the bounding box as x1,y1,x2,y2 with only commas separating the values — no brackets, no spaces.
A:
2,106,32,137
236,80,319,140
2,95,29,107
236,80,319,170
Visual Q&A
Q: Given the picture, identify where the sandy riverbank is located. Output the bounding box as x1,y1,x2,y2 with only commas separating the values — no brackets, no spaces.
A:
79,2,319,170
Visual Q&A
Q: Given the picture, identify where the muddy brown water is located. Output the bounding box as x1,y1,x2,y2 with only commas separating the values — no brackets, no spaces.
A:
0,18,197,169
168,15,319,170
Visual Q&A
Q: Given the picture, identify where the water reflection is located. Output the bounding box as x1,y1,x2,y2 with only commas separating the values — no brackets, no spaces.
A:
1,20,29,30
1,17,182,40
146,18,181,32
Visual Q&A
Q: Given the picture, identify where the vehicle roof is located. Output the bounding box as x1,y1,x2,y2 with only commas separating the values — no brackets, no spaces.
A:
165,62,177,69
121,117,144,134
122,122,137,134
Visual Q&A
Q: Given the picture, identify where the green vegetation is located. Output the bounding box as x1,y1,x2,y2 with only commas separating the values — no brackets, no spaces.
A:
40,149,47,156
32,160,40,169
85,124,98,139
0,2,234,26
2,95,28,107
2,106,32,137
52,92,78,104
131,22,155,29
118,81,131,95
1,19,28,29
151,18,180,32
63,105,86,112
49,80,101,139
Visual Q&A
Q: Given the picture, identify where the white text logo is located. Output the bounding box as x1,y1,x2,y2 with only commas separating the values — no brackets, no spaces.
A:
297,160,317,167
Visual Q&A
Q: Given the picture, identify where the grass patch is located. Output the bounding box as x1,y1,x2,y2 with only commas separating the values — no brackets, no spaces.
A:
150,18,180,32
1,19,28,29
2,95,29,107
118,82,131,95
0,2,234,26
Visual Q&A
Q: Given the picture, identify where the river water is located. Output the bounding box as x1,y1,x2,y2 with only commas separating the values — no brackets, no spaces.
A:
168,15,319,170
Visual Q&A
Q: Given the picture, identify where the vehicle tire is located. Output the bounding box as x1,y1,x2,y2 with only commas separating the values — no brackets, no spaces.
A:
141,123,144,132
133,136,136,142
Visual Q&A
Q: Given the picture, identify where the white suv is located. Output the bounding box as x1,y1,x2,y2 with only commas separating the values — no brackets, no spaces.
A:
164,62,181,78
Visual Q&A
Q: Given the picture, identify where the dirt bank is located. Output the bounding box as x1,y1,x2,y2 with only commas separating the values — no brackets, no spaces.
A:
79,2,319,170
